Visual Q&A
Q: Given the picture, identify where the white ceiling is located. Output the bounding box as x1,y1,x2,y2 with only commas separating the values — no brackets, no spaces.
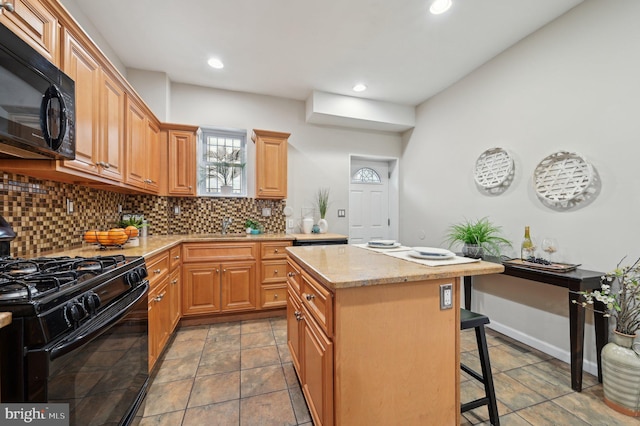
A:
66,0,583,106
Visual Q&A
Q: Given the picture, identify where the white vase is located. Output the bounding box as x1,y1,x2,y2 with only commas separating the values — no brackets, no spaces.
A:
302,217,313,234
221,185,232,195
318,218,328,234
602,331,640,417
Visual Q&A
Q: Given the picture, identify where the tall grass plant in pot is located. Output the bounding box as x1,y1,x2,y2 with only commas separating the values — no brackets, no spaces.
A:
316,188,330,234
444,217,511,258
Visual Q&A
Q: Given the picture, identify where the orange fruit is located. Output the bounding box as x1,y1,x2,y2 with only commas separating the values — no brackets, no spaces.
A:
108,228,128,245
124,225,139,238
96,231,112,246
84,230,98,243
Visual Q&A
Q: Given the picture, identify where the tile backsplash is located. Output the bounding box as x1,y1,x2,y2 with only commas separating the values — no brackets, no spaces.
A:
0,172,285,258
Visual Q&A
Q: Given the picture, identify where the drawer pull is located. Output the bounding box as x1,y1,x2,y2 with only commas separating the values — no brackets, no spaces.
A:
154,291,166,302
305,294,315,301
153,269,161,274
288,272,296,277
171,279,178,285
274,269,278,274
174,255,180,260
274,249,279,253
294,311,302,321
274,294,279,299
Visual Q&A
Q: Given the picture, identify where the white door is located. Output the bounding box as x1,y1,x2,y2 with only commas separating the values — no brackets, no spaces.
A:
349,160,390,244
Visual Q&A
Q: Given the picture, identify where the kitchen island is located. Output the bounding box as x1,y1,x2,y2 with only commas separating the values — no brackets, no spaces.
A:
285,244,504,426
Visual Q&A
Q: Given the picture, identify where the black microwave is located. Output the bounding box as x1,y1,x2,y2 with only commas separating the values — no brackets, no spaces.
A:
0,22,75,160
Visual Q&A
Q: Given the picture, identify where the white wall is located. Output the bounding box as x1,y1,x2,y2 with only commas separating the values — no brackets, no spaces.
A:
170,83,402,235
401,0,640,373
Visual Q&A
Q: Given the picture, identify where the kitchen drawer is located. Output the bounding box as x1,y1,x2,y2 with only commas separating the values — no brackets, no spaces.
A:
182,242,257,262
260,284,287,309
287,258,302,295
146,250,170,289
301,270,333,337
261,241,291,260
262,260,287,284
169,245,181,270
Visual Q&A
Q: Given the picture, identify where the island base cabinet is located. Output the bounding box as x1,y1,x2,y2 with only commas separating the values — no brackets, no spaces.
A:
286,289,302,373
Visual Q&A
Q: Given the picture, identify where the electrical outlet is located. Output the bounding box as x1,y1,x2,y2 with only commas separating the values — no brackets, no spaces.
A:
287,219,294,228
262,208,271,217
440,284,453,310
66,198,74,215
337,209,346,217
174,205,180,215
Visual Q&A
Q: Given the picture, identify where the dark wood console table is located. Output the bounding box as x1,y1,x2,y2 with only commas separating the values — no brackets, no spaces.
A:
464,258,607,392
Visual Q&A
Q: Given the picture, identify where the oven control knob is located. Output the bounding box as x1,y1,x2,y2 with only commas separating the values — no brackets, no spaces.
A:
65,302,86,325
125,267,148,287
82,292,101,314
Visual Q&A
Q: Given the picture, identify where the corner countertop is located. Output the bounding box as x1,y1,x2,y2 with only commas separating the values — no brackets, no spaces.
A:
46,233,294,259
0,312,11,329
286,245,504,290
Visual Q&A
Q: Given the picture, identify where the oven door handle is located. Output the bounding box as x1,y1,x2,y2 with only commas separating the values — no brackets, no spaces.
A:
48,281,149,361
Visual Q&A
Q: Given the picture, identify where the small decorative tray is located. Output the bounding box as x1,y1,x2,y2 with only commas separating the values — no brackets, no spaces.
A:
502,258,581,272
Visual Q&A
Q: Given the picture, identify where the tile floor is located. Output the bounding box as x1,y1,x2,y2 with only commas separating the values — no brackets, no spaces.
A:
135,316,639,426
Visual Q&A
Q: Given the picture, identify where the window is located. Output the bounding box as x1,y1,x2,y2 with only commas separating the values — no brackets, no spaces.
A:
352,167,381,184
198,127,247,196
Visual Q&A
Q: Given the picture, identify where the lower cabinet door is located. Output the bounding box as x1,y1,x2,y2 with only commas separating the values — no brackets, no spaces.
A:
302,307,334,426
287,288,303,373
220,261,256,312
182,263,221,315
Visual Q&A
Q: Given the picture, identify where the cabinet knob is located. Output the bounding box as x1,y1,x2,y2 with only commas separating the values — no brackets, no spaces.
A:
223,269,227,273
216,268,219,273
274,270,278,274
154,291,166,302
188,186,193,189
0,2,15,12
171,279,178,285
305,293,315,301
104,162,111,169
274,249,279,253
294,311,302,321
288,272,295,277
153,269,161,274
174,255,180,259
274,294,279,299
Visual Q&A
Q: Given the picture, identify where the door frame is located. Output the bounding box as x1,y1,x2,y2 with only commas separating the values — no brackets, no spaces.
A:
348,154,399,243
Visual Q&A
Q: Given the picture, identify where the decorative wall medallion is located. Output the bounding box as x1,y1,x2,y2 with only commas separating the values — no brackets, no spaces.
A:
533,151,595,208
473,147,514,194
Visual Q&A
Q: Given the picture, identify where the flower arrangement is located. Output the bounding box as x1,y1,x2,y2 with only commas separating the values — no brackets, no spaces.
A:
316,188,330,219
578,256,640,336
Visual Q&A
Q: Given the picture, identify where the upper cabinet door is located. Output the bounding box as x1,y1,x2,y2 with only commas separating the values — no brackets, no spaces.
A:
62,29,100,175
125,97,148,190
252,129,289,199
98,70,125,182
167,128,197,196
0,0,58,65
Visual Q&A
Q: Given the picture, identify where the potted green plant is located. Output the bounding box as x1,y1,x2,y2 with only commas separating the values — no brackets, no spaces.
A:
444,217,511,258
578,257,640,416
201,147,245,195
244,219,261,234
316,187,330,234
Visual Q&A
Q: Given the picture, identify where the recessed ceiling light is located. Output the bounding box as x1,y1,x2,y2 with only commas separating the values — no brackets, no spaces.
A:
429,0,452,15
207,58,224,69
353,83,367,92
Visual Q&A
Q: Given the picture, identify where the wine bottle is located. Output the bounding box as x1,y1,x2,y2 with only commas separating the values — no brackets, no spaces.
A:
521,226,534,260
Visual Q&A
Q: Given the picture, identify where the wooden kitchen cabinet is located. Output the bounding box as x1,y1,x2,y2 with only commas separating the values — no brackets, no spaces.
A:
287,269,333,426
0,0,59,65
163,124,198,196
252,129,289,199
182,242,258,316
125,96,160,193
168,245,182,332
260,241,291,309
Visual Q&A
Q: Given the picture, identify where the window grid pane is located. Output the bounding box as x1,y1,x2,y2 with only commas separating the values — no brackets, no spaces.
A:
199,129,246,196
352,167,381,184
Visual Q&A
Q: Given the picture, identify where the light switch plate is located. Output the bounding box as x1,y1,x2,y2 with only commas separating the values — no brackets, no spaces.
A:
262,208,271,217
337,209,346,217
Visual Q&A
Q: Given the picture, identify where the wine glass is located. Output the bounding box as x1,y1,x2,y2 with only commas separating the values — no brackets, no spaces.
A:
541,237,559,263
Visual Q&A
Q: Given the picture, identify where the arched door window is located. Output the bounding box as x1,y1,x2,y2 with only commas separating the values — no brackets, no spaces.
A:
352,167,381,184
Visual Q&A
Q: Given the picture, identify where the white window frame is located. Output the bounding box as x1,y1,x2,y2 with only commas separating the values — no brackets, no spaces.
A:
197,127,247,197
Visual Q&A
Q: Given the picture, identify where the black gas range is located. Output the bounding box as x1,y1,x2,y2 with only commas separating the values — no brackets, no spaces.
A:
0,253,150,426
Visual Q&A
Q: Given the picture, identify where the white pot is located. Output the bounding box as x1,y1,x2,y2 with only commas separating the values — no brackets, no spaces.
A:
318,218,328,234
221,185,233,195
302,217,314,234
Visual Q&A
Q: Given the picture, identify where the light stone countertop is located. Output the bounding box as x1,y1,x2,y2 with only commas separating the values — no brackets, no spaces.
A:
286,244,505,290
0,312,11,329
46,233,295,259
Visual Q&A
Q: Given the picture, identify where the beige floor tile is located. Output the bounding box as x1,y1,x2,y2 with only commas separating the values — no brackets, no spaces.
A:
461,378,511,424
241,331,276,349
182,400,240,426
277,343,292,364
197,350,241,376
474,411,531,426
208,322,241,338
152,354,200,384
240,389,297,426
289,385,312,424
241,318,273,334
203,334,241,355
188,371,240,408
241,365,287,398
162,337,205,360
273,327,288,345
504,363,573,400
269,316,287,330
516,400,591,425
137,410,185,426
173,325,209,342
282,362,300,389
143,378,193,417
493,372,547,411
241,345,281,370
